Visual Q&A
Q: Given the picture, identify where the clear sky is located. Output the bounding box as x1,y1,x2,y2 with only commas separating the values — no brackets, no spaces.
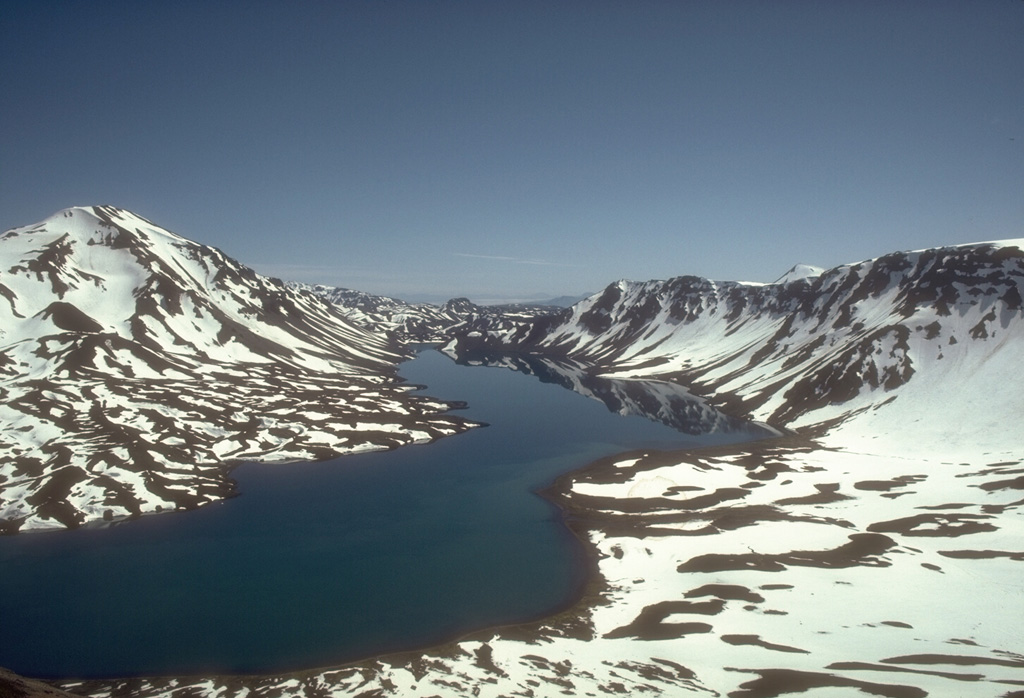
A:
2,1,1021,303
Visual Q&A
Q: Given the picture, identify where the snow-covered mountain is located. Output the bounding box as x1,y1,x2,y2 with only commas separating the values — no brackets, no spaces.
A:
62,237,1024,697
446,239,1024,434
0,206,471,533
289,282,562,342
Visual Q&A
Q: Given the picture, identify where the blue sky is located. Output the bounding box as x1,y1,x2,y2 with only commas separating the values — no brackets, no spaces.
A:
2,1,1021,302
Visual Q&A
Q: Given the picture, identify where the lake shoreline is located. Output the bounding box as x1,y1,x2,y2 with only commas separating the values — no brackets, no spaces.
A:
39,418,1024,698
45,429,801,693
8,348,766,682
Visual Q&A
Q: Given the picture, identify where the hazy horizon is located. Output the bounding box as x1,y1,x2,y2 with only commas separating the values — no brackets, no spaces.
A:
2,1,1021,300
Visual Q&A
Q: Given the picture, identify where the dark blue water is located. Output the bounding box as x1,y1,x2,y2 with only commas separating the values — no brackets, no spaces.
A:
0,349,770,678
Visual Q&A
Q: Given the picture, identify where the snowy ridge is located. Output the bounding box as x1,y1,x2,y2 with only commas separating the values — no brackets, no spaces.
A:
448,239,1024,433
0,206,472,532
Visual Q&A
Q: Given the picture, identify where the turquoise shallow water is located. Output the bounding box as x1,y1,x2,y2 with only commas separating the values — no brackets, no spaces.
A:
0,349,770,678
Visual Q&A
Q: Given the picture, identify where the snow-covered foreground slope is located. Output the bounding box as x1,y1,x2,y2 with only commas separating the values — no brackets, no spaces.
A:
0,206,471,532
60,240,1024,697
63,434,1024,698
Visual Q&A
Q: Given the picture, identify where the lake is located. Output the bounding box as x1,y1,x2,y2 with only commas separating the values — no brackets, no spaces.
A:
0,348,774,678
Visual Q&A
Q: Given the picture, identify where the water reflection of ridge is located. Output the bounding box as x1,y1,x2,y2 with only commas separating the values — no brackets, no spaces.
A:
449,350,774,437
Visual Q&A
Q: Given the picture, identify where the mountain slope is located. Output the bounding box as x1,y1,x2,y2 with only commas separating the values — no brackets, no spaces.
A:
447,239,1024,435
0,206,471,533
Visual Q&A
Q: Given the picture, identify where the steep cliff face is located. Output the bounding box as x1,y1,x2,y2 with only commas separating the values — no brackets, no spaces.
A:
0,206,471,532
447,240,1024,432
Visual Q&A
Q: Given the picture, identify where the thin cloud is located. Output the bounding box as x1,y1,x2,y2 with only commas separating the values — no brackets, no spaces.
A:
454,253,521,262
454,253,577,267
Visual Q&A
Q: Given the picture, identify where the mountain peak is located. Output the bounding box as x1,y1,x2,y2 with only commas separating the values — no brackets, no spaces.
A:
1,207,473,532
773,263,825,284
39,204,135,226
442,297,479,314
7,205,185,254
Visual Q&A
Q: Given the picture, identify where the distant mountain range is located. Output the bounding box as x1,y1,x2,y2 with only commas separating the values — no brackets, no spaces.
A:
0,206,473,532
287,282,563,342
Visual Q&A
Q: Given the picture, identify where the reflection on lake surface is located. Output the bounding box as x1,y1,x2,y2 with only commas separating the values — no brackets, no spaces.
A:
0,348,774,678
448,349,779,437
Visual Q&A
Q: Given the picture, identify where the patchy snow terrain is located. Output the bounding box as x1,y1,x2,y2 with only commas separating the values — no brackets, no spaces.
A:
54,238,1024,697
0,206,472,533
